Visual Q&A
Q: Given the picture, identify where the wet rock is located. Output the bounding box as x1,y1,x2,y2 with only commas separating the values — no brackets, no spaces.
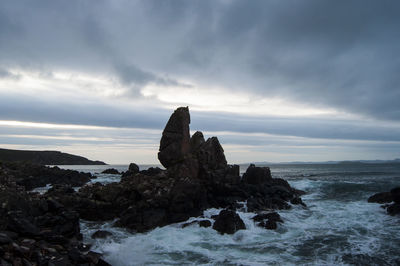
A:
387,203,400,215
368,192,393,203
91,230,113,239
199,220,212,228
182,220,211,228
391,187,400,203
368,187,400,216
253,212,283,230
290,197,307,207
101,168,120,174
242,164,272,185
212,210,245,234
158,107,191,168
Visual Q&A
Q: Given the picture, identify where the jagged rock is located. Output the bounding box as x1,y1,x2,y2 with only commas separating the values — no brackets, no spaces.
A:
158,107,191,168
242,164,272,185
101,168,120,174
368,192,393,203
196,137,227,171
212,210,245,234
190,131,205,153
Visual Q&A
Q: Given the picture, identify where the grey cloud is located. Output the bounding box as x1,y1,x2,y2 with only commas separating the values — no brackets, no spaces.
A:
0,0,399,120
0,68,20,80
1,91,400,144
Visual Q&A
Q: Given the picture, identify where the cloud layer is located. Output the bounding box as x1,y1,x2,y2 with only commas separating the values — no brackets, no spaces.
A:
1,0,400,162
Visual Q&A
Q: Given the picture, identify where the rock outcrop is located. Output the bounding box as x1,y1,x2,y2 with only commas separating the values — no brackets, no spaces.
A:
212,210,245,234
158,107,191,168
0,161,93,190
368,187,400,215
47,107,304,234
0,168,109,265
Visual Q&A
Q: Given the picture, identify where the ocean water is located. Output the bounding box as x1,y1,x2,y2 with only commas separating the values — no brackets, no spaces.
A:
59,163,400,265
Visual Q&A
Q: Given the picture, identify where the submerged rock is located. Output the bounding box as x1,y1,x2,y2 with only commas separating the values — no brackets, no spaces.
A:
212,210,245,234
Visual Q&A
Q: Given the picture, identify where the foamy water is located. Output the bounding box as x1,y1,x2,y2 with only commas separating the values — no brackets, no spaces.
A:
58,164,400,265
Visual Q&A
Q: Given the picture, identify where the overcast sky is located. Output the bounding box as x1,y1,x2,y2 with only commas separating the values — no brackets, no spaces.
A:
1,0,400,164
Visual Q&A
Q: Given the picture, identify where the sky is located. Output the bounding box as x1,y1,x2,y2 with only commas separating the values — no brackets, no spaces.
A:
0,0,400,164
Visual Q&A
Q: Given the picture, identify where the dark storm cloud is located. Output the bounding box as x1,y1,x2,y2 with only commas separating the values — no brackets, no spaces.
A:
0,0,400,121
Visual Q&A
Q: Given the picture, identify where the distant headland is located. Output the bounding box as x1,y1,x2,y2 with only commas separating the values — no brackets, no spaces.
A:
0,148,106,165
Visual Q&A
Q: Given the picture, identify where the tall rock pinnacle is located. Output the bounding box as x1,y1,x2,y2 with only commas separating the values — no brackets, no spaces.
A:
158,107,191,168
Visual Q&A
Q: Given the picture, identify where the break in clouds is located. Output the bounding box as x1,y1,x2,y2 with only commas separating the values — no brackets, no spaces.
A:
0,0,400,162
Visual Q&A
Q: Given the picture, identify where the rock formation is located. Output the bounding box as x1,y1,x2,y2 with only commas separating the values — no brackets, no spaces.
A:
46,107,305,235
0,106,307,264
0,164,109,265
368,187,400,215
158,107,191,168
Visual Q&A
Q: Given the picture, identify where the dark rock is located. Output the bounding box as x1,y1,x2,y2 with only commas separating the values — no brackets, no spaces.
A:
212,210,246,234
129,163,140,173
181,220,198,228
7,211,40,237
196,137,227,171
121,162,140,178
158,107,191,168
368,192,393,203
252,212,283,223
0,233,12,245
190,131,205,153
140,167,163,176
182,220,211,228
387,203,400,215
242,164,272,185
253,212,283,230
101,168,120,175
290,197,307,207
390,187,400,203
91,230,112,239
199,220,212,228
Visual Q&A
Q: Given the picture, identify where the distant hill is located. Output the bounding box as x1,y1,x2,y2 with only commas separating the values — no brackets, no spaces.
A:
0,148,106,165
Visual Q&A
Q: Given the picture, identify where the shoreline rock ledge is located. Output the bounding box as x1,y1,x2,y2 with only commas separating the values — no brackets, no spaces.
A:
49,107,306,234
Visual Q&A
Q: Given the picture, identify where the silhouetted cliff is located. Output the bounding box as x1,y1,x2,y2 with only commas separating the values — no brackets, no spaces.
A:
0,148,106,165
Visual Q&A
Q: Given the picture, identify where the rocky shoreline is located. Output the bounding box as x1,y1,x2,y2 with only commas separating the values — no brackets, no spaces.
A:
0,107,306,265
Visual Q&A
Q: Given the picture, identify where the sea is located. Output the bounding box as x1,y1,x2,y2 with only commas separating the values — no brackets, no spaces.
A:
39,163,400,265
